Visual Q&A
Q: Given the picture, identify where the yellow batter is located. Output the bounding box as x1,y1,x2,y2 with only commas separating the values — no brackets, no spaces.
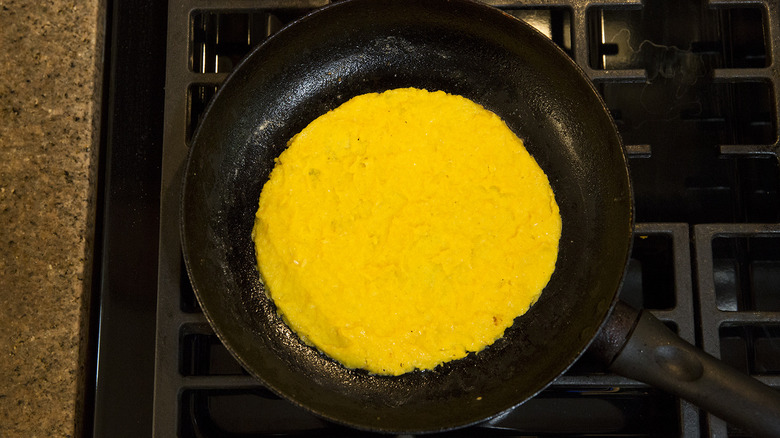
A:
252,88,561,375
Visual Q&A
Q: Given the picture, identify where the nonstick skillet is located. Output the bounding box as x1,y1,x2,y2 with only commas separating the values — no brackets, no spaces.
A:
181,0,780,434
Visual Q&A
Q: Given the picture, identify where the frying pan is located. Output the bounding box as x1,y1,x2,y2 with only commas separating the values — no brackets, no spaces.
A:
181,0,780,434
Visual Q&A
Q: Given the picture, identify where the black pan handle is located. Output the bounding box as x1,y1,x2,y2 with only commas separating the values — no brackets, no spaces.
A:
591,302,780,437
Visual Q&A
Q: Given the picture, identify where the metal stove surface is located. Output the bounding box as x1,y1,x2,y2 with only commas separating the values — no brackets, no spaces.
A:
91,0,780,436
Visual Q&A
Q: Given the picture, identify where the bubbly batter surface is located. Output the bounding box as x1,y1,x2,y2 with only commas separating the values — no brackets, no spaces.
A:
252,88,561,375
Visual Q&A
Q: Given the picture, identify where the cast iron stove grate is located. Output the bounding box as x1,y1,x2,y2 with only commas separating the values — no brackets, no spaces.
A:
154,0,780,436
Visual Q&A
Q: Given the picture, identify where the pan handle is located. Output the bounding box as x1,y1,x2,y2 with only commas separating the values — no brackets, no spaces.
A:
590,302,780,437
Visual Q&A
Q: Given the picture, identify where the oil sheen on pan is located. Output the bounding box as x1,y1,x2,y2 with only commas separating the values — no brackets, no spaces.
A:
251,88,561,375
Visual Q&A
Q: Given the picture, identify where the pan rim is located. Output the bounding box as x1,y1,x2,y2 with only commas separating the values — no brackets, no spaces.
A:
180,0,635,433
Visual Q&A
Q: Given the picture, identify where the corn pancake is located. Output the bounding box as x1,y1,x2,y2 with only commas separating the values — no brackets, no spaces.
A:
252,88,561,375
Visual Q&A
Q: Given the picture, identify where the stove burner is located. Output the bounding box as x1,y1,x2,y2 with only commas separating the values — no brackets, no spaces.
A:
91,0,780,436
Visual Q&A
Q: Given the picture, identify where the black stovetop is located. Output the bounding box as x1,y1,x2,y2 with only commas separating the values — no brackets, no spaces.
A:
89,0,780,436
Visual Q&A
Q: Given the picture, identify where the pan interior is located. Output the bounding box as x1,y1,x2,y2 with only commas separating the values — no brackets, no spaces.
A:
181,0,632,433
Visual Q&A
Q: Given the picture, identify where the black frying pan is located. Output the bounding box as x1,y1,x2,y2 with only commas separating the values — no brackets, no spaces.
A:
181,0,780,434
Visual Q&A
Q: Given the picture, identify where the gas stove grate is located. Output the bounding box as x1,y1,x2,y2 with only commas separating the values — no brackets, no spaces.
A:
154,0,780,436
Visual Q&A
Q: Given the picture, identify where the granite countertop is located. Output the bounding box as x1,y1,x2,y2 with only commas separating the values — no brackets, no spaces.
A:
0,0,105,436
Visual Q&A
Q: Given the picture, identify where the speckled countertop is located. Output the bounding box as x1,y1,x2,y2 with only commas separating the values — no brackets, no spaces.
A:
0,0,104,436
